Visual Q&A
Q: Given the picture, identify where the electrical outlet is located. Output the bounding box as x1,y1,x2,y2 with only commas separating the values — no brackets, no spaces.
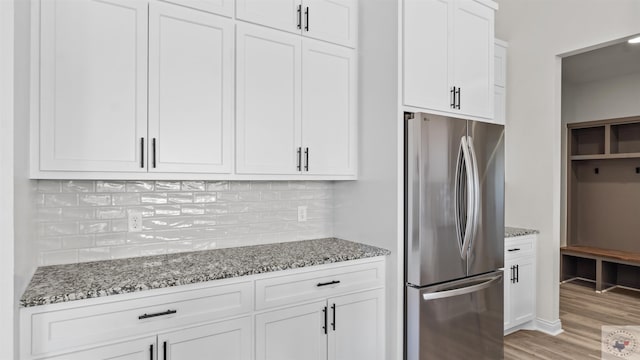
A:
297,206,308,222
128,211,143,232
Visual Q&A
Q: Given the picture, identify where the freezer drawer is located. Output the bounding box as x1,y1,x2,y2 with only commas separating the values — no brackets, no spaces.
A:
406,271,504,360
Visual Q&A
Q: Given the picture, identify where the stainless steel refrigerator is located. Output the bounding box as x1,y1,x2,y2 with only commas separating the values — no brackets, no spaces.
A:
404,112,505,360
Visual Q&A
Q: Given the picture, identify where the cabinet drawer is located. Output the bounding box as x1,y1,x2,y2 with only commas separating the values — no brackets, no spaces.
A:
505,235,535,260
255,260,385,310
27,281,252,357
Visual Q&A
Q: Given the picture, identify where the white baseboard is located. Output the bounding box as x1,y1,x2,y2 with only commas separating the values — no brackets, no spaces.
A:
504,320,536,336
535,317,563,336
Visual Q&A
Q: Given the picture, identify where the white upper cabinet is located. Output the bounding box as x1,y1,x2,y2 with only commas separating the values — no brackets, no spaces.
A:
303,0,357,48
302,40,356,175
403,0,451,112
403,0,496,120
452,0,494,118
493,39,507,125
148,2,233,173
160,0,234,17
236,23,302,175
236,23,356,176
236,0,357,48
39,0,148,173
236,0,300,33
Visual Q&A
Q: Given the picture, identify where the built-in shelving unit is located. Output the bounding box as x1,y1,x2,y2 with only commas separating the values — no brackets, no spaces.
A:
564,116,640,292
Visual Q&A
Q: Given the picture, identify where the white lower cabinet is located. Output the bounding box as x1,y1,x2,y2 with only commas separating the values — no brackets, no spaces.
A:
46,337,156,360
504,235,536,334
159,317,252,360
256,301,328,360
21,258,385,360
256,289,384,360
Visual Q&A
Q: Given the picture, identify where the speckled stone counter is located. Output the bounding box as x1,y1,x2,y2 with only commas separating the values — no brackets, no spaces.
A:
21,238,390,307
505,227,539,238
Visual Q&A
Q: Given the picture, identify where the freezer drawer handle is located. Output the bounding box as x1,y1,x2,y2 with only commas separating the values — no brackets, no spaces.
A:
317,280,340,287
422,274,502,301
138,309,177,320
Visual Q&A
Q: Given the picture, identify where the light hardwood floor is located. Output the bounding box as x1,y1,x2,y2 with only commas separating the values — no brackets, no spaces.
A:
505,281,640,359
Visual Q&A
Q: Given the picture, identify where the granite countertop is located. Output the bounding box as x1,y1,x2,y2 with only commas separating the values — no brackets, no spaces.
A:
505,227,539,238
21,238,390,308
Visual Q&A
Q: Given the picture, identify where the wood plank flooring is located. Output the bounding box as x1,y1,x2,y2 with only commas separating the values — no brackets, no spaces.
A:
504,281,640,359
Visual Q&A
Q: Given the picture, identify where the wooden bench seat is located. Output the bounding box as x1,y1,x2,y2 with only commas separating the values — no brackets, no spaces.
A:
560,246,640,292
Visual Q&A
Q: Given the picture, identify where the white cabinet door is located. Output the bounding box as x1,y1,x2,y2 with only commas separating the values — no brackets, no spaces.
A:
327,289,384,360
511,257,535,324
148,2,233,174
503,258,514,329
236,23,302,174
494,85,505,125
452,0,494,119
302,40,356,175
236,0,300,33
303,0,357,48
47,337,156,360
39,0,148,172
255,301,327,360
159,317,252,360
403,0,453,112
159,0,234,17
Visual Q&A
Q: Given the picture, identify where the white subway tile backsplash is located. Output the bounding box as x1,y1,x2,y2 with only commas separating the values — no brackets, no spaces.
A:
126,181,154,192
62,208,96,220
44,193,78,207
168,193,193,204
96,207,127,219
62,235,95,249
79,194,111,206
181,181,205,191
155,181,181,191
79,221,110,234
141,193,167,204
35,180,334,266
78,247,111,262
97,181,126,192
206,181,229,191
62,180,95,193
112,193,140,206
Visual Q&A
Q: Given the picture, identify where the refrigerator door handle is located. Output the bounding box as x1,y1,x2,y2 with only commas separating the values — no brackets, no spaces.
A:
457,136,475,259
422,274,502,301
466,136,481,251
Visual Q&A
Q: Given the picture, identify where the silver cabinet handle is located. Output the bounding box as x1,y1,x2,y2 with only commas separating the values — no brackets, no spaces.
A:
304,147,309,171
422,274,502,301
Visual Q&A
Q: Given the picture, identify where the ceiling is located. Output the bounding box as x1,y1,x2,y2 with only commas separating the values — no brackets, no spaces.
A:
562,41,640,84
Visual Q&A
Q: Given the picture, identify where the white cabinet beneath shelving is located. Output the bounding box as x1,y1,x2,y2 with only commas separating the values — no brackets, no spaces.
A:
403,0,496,120
504,235,536,334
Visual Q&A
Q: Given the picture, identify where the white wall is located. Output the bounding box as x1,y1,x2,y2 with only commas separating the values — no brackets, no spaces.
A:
495,0,640,333
564,72,640,124
1,1,15,358
14,0,38,357
333,0,400,359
